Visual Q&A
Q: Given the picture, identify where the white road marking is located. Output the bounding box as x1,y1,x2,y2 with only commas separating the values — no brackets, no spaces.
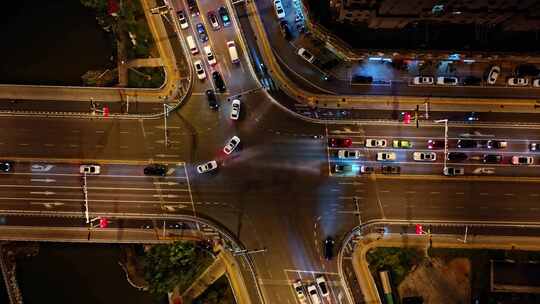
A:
504,193,515,196
456,192,465,195
95,130,105,133
479,193,489,195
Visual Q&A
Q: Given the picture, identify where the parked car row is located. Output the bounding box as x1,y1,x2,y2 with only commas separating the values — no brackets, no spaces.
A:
293,275,330,304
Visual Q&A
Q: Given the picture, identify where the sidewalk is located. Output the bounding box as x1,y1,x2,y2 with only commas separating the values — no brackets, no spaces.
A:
351,233,540,304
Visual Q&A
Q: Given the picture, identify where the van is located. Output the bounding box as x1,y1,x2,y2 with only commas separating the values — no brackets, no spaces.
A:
227,41,240,64
186,35,198,54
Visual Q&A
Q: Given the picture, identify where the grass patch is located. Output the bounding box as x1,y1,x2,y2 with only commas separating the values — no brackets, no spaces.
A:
193,275,236,304
366,247,425,286
128,67,165,88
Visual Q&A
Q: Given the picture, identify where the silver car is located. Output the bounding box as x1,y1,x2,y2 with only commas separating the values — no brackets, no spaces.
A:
223,136,241,155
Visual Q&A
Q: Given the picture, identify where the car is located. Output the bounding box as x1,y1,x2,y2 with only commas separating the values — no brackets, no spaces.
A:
413,152,436,161
274,0,286,19
462,76,481,86
515,64,540,77
80,164,100,174
393,139,412,149
472,167,495,175
144,164,167,176
177,10,189,29
212,71,226,92
218,6,231,27
466,112,479,122
206,89,218,109
534,78,540,87
223,136,241,155
381,166,400,174
279,20,292,40
352,75,373,84
292,280,308,304
333,164,353,174
365,139,387,148
187,0,199,16
323,236,334,260
483,154,502,164
457,139,477,149
196,23,208,42
196,160,218,174
447,152,467,162
207,11,220,30
338,150,360,159
436,76,458,85
507,77,529,86
511,156,534,165
486,66,501,85
427,139,444,149
297,48,315,63
377,152,396,161
360,166,374,174
530,143,538,151
486,140,507,149
0,161,13,172
230,99,241,120
328,138,352,148
443,167,464,176
413,76,434,85
307,284,321,304
316,275,330,298
203,46,217,66
194,60,206,80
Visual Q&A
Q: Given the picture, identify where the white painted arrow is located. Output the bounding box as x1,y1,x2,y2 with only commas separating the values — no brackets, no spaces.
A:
30,178,56,183
155,140,180,144
30,191,55,195
30,202,64,208
31,164,54,172
153,194,179,198
155,154,180,158
153,181,179,186
163,204,187,211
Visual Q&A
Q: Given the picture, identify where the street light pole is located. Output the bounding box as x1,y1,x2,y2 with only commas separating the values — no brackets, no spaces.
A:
162,100,173,148
435,119,448,170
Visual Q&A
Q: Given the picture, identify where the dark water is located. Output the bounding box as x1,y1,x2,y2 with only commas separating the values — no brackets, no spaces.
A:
0,0,114,85
16,243,159,304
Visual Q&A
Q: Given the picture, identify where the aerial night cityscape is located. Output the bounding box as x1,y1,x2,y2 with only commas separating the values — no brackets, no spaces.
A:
1,0,540,303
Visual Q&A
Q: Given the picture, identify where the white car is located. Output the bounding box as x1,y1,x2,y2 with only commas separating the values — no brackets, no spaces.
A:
316,275,330,299
511,155,534,165
533,78,540,87
487,66,501,85
204,46,217,66
307,284,321,304
507,77,529,86
297,48,315,63
80,165,100,175
377,152,396,161
413,76,434,85
177,10,189,29
338,150,360,159
223,136,241,155
196,160,218,174
230,99,241,120
443,167,464,176
194,60,206,80
365,139,387,147
436,76,458,85
292,280,308,304
413,151,436,161
274,0,286,19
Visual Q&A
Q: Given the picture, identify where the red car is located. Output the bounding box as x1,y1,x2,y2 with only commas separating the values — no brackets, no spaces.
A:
427,139,444,149
328,138,352,148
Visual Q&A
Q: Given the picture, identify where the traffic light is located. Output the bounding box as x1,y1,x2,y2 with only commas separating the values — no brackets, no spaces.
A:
103,106,110,117
415,224,423,235
99,217,109,228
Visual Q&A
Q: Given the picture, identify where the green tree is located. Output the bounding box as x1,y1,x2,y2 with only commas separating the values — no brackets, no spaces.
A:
80,0,108,12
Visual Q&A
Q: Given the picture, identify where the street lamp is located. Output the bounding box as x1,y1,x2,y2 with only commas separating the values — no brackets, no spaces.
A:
161,97,173,148
435,119,448,170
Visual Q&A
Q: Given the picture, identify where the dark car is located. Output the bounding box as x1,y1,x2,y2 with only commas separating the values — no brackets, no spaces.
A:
462,76,481,86
328,138,352,148
279,20,292,40
144,164,167,176
352,75,373,84
0,161,12,172
515,64,540,77
483,154,502,164
323,237,334,260
187,0,199,16
427,139,444,149
381,166,400,174
447,152,467,162
486,140,507,149
218,6,231,27
196,23,208,42
206,89,218,109
212,71,226,92
457,139,477,149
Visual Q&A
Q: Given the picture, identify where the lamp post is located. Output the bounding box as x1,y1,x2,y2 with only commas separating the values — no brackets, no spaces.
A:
435,119,448,170
161,97,173,148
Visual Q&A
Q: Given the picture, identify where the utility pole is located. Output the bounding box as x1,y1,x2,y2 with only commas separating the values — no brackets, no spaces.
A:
435,119,449,170
163,100,173,148
233,248,267,256
458,226,469,243
353,197,362,226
